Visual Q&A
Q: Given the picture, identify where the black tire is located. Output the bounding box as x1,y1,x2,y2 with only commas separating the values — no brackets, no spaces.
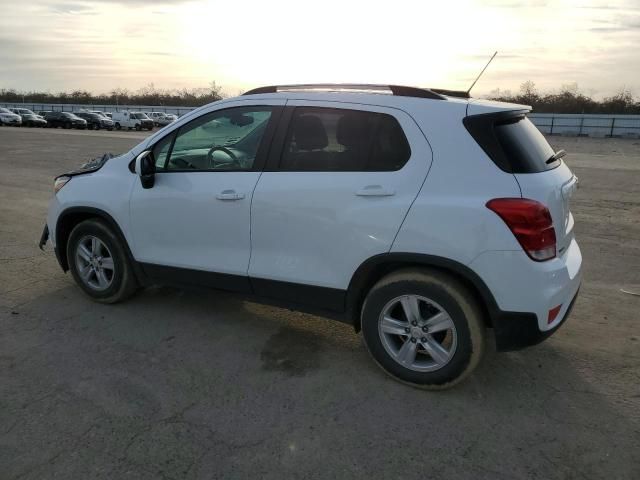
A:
64,122,72,129
135,124,141,131
67,219,138,304
115,123,121,130
361,268,485,389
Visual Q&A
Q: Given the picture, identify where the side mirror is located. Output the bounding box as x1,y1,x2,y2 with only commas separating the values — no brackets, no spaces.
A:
135,151,155,189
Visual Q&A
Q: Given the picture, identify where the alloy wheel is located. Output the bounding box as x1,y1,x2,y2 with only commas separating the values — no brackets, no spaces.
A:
378,295,458,372
74,235,115,291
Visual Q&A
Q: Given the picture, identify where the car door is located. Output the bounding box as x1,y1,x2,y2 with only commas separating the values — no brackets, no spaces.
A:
129,102,284,289
249,101,432,308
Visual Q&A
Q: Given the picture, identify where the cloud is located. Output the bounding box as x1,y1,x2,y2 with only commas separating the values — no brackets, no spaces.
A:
1,0,639,97
48,2,96,14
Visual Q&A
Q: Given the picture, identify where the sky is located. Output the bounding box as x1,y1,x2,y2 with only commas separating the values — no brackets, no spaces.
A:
0,0,638,98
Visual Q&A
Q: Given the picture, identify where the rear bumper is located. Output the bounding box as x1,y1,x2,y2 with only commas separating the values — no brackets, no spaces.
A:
493,287,580,351
470,238,582,350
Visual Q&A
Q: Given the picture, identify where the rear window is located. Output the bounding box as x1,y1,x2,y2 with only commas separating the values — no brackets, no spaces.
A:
495,117,556,172
464,113,559,173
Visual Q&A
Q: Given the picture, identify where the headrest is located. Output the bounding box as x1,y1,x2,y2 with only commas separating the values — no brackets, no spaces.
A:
336,112,369,149
293,115,328,151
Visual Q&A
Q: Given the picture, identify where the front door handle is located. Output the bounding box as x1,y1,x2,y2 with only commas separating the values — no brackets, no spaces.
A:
355,185,396,197
216,190,245,201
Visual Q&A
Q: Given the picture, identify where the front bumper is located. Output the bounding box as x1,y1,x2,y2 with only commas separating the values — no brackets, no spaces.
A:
38,224,49,250
39,223,65,271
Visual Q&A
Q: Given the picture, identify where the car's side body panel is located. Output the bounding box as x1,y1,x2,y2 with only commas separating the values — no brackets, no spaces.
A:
48,152,138,250
392,99,525,258
248,99,434,290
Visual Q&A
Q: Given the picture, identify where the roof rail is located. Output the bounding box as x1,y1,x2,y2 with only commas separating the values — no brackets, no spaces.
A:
242,84,446,100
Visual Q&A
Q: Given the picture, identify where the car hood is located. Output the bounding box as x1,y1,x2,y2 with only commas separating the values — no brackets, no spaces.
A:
57,153,118,179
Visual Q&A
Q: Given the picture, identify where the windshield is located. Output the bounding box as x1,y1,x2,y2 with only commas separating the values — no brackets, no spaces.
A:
0,108,11,114
131,113,150,119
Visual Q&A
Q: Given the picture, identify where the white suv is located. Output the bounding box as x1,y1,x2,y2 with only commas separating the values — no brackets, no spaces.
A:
39,84,582,388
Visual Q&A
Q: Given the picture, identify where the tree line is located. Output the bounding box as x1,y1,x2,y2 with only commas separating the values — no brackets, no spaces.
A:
0,82,224,107
1,81,638,114
487,81,639,114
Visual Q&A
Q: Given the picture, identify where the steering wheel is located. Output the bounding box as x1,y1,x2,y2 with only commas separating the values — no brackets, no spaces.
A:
207,146,241,169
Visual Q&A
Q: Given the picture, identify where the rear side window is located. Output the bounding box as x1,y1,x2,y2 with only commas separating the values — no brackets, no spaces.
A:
464,113,558,173
280,107,410,171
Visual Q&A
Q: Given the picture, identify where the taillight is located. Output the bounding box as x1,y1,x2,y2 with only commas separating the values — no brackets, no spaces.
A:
486,198,556,261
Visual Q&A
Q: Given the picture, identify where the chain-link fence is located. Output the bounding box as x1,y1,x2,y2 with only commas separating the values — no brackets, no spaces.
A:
2,102,640,138
529,113,640,138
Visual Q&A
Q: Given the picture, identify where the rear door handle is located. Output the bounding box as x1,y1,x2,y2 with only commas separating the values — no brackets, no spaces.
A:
216,190,245,201
355,185,395,197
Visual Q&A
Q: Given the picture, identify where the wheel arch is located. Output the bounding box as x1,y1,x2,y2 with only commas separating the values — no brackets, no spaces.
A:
54,207,142,282
346,253,499,331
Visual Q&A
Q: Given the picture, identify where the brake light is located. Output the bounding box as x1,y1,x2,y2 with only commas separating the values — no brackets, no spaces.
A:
486,198,556,261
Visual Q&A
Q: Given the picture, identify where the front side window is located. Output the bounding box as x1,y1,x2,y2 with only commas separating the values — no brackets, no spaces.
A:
280,107,411,172
159,107,273,171
152,133,174,169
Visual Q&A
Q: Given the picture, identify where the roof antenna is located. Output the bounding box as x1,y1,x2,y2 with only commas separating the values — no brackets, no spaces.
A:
466,51,498,96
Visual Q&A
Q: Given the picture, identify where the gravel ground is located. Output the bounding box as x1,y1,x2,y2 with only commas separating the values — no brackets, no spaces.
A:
1,127,638,479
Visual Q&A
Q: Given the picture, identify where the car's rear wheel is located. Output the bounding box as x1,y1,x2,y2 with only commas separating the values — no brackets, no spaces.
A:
67,219,138,303
361,269,485,389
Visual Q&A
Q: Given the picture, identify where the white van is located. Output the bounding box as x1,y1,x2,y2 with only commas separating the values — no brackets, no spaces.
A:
111,111,154,131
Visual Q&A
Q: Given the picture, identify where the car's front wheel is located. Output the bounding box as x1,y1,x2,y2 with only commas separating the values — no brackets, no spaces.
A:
67,219,138,303
361,269,485,389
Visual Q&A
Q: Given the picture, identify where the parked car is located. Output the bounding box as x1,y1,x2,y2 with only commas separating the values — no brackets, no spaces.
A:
111,111,154,131
163,113,178,123
9,108,47,127
0,107,22,126
148,112,172,127
75,112,114,130
104,112,113,119
39,83,582,389
43,112,87,129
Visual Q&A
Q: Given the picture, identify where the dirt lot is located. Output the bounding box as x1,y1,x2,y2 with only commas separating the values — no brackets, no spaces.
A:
1,127,638,479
